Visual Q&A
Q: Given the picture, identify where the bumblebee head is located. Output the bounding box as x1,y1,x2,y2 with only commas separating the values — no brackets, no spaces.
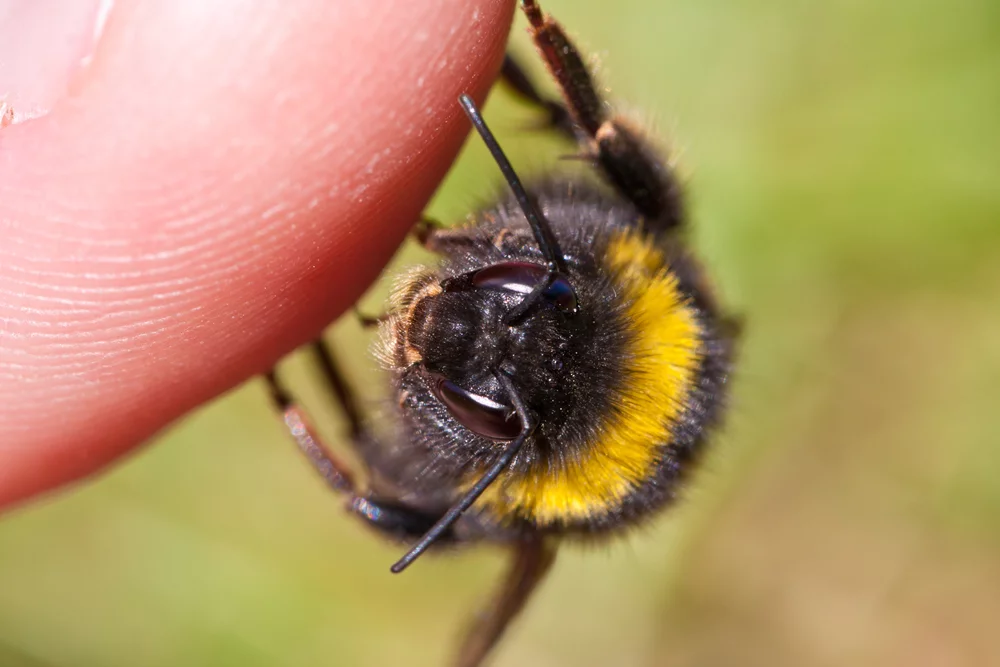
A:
407,260,581,441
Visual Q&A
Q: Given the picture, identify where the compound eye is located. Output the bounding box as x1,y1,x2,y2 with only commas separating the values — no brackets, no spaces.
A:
472,261,578,313
430,374,522,441
542,275,577,312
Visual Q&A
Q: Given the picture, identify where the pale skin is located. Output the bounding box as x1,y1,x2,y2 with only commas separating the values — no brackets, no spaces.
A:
0,0,516,510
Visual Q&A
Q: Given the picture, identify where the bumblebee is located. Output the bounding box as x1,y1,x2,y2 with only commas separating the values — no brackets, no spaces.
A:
266,1,737,665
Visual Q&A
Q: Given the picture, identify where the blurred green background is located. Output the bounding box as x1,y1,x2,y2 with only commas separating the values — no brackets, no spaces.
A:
2,0,999,665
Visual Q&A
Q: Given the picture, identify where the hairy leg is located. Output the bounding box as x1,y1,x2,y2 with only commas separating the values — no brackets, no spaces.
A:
520,0,683,230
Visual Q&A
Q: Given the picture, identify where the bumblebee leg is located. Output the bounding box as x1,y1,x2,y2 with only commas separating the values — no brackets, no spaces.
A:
500,54,575,140
353,308,387,329
520,0,682,229
414,216,486,256
418,216,536,259
266,351,457,543
413,216,445,246
350,495,458,544
455,537,557,667
309,338,366,440
415,218,471,254
351,221,445,321
265,368,357,493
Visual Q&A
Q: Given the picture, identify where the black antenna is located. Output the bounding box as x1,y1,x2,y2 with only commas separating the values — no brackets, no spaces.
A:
390,372,535,573
459,94,566,274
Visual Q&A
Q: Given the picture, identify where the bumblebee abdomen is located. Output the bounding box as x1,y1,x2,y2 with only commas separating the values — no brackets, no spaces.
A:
472,187,734,533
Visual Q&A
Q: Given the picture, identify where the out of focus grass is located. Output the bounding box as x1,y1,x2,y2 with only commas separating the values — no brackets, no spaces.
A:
2,1,998,666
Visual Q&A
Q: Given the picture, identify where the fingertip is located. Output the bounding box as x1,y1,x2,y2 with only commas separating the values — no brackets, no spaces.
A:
0,0,516,509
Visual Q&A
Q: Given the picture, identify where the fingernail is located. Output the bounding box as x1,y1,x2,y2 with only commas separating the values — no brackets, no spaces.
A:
0,0,113,124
